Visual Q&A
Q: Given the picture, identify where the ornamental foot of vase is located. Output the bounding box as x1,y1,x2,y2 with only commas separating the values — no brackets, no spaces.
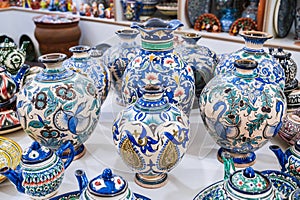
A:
217,148,256,168
62,144,86,160
135,173,168,189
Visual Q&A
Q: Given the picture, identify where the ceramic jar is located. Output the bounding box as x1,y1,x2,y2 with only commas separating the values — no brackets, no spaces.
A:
120,0,143,21
122,18,195,116
199,59,286,167
277,109,300,145
175,32,218,100
215,31,286,91
285,88,300,112
63,45,111,104
0,38,29,75
0,141,75,199
269,47,298,93
112,85,190,188
103,29,140,106
269,141,300,180
75,168,135,200
16,53,101,159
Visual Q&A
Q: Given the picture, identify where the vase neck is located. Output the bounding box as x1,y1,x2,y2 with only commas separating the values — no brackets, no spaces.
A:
234,59,258,79
71,52,90,59
141,39,174,51
240,31,272,52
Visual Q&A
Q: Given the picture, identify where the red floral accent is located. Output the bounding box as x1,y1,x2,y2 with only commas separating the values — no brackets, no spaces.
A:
290,165,295,170
165,59,174,64
95,181,101,186
117,178,121,184
174,89,184,97
238,180,243,185
257,183,262,187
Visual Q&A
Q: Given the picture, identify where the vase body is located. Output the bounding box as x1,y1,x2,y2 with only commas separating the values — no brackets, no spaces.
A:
16,53,101,159
175,32,218,100
112,85,190,188
122,18,195,116
215,31,286,91
103,29,140,106
63,45,110,104
199,59,286,167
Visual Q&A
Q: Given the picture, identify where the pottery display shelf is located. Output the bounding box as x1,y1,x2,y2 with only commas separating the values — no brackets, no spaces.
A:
0,89,291,200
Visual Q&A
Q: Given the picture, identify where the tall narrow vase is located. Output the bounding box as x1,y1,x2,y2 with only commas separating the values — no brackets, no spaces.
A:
122,18,195,116
17,53,101,160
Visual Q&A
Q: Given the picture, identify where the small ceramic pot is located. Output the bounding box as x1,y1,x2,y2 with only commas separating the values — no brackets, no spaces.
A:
278,109,300,145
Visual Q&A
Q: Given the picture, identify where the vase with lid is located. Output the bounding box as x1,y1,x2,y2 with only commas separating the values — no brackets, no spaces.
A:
122,18,195,116
102,29,140,106
63,45,111,104
199,59,286,167
113,84,190,188
16,53,101,160
215,31,285,91
175,32,218,102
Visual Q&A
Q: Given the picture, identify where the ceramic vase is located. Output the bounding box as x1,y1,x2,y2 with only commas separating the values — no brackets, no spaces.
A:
112,85,190,188
121,0,143,21
103,29,140,106
63,45,111,104
215,31,286,91
220,8,236,32
122,18,195,116
16,53,101,159
175,32,218,101
199,59,286,167
278,109,300,146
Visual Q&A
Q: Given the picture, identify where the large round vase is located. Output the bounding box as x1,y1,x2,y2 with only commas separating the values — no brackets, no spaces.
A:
103,29,140,106
199,59,286,167
63,45,110,104
215,31,285,90
122,18,195,116
112,85,190,188
16,53,101,159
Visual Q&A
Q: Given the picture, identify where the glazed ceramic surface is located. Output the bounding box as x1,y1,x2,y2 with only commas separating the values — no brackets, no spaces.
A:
215,31,286,90
187,0,211,26
103,29,140,106
0,136,22,183
0,141,74,199
200,59,286,167
122,18,195,116
285,88,300,112
175,32,218,99
16,53,101,159
278,109,300,145
113,85,190,188
121,0,143,21
63,45,110,104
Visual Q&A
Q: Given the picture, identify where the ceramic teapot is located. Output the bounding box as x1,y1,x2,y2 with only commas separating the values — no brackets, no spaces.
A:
269,141,300,179
0,38,29,75
75,168,135,200
0,141,75,199
194,153,282,200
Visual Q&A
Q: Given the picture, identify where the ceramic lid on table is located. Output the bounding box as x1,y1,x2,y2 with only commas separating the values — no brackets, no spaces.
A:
0,38,17,48
21,141,53,164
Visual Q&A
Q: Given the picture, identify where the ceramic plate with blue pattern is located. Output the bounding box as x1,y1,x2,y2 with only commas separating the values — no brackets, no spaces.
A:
193,180,226,200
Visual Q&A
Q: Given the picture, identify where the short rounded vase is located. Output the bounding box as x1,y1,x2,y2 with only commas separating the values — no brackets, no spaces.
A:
122,18,195,116
0,141,75,199
215,31,286,91
199,59,286,167
16,53,101,159
63,45,111,104
277,109,300,145
112,85,190,188
103,29,140,106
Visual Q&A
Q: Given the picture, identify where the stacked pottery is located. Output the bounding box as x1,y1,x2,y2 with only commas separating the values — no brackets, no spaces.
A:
102,29,140,106
175,32,218,103
112,85,190,188
199,59,286,167
122,18,195,116
63,45,111,104
277,109,300,145
16,53,101,159
215,31,286,91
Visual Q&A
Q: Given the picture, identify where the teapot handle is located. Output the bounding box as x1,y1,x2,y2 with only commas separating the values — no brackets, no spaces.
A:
56,141,75,169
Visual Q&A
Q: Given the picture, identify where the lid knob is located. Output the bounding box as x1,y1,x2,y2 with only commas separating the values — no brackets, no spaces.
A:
102,168,113,180
243,167,255,178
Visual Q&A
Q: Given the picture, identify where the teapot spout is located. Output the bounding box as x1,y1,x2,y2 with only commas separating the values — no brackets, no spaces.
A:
20,41,29,53
75,169,89,193
13,64,30,90
269,145,287,171
0,166,24,194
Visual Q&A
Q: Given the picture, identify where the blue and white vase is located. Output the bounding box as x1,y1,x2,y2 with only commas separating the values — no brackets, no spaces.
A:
199,59,286,167
220,8,236,32
63,45,111,104
103,29,140,106
122,18,195,116
113,85,190,188
16,53,101,159
215,31,286,91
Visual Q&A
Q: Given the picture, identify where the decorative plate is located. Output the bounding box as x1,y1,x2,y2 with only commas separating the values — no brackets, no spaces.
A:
156,3,178,16
194,13,221,32
261,170,300,199
273,0,296,38
0,136,22,183
186,0,211,27
229,17,257,36
50,191,151,200
193,180,224,200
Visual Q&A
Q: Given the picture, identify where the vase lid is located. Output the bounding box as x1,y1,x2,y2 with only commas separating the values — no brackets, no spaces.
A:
0,38,17,49
21,141,53,164
88,168,127,197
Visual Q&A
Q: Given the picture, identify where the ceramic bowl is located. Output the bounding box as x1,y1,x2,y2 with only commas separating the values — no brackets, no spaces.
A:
156,3,178,16
0,136,22,183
